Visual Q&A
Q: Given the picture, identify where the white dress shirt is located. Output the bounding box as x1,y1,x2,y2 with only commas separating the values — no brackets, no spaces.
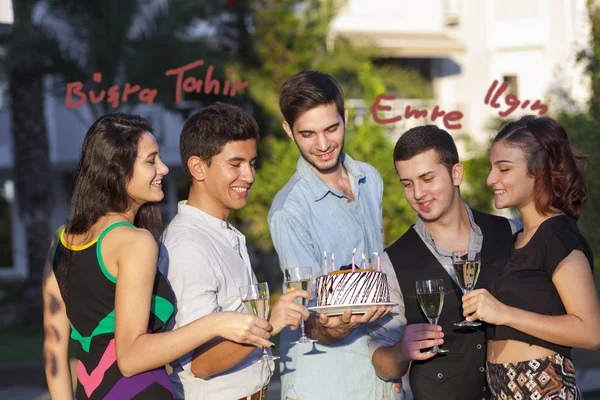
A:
159,201,273,400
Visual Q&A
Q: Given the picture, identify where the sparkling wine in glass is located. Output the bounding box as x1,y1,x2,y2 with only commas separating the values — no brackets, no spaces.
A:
452,250,482,327
239,282,280,363
284,267,317,344
416,279,449,354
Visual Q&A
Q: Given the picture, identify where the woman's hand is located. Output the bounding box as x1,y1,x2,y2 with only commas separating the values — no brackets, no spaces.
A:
461,289,513,326
213,312,275,348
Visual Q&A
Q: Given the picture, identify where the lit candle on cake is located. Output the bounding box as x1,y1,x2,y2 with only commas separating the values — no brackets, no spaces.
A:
374,252,381,272
332,253,335,271
361,253,366,269
323,251,328,275
352,248,356,272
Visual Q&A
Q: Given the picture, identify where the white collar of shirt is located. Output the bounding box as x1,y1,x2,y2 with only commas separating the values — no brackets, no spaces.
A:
176,200,252,279
176,200,237,230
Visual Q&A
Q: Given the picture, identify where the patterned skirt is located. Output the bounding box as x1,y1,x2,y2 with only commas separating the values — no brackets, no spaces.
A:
486,354,582,400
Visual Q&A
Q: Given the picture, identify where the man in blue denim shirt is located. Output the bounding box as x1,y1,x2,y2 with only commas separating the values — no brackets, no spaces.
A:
268,71,397,400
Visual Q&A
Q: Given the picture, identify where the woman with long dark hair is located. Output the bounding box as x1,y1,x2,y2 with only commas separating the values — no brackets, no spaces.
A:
462,115,600,399
42,113,274,399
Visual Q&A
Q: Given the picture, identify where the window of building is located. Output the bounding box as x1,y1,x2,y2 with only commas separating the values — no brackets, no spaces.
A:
502,75,519,98
494,0,539,20
445,0,461,26
0,180,14,268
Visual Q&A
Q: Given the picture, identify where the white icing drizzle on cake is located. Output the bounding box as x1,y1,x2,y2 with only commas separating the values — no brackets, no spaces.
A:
316,271,390,306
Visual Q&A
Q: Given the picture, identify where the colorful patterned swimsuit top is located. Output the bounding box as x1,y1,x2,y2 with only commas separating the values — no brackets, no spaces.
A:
52,221,176,400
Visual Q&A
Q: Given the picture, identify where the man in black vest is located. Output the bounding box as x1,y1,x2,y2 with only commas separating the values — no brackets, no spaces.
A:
368,125,521,400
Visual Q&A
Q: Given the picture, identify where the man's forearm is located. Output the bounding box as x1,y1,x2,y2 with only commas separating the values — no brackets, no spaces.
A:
191,338,256,378
372,344,410,381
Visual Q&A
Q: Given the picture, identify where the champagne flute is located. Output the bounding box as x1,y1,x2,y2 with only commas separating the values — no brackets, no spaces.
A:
284,267,317,344
452,250,482,327
239,282,280,363
416,279,449,354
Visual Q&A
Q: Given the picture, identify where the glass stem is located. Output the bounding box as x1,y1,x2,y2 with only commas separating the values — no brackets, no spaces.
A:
300,316,306,337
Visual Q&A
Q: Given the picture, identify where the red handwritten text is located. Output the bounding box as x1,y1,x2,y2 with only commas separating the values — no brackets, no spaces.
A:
65,60,249,109
484,80,548,118
66,73,157,109
165,60,248,103
370,94,464,130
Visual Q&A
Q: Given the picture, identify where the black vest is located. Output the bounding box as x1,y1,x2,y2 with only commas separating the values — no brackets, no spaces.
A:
387,210,513,400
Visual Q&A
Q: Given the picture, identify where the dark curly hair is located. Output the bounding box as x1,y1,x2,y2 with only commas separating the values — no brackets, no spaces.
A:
493,115,588,219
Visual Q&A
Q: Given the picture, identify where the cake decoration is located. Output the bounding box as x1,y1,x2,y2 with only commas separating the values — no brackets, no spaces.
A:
315,248,390,307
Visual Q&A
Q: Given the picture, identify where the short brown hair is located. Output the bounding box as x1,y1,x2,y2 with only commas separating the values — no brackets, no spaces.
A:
393,125,459,175
279,71,345,129
180,102,260,176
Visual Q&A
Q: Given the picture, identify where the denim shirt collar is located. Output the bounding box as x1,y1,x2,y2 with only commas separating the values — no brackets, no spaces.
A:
296,152,366,201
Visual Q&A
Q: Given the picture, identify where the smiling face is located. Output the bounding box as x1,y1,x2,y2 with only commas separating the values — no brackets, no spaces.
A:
283,103,347,174
196,139,257,218
487,141,536,210
126,132,169,206
395,149,463,223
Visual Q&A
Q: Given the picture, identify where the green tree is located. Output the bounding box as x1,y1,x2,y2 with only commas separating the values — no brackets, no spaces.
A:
236,61,418,254
0,0,229,327
4,0,53,328
219,0,431,138
557,113,600,276
226,1,430,257
40,0,229,119
555,0,600,278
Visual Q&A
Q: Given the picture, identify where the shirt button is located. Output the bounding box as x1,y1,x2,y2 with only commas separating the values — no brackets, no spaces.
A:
479,366,485,372
477,344,483,350
437,373,443,379
481,386,487,391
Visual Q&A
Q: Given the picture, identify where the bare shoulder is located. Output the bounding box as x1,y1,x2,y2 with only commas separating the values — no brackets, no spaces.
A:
44,225,65,268
101,225,158,268
111,224,156,247
43,226,67,301
49,225,64,248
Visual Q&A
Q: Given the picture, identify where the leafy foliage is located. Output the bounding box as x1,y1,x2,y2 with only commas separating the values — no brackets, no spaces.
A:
557,112,600,278
554,0,600,282
1,0,233,119
233,57,422,250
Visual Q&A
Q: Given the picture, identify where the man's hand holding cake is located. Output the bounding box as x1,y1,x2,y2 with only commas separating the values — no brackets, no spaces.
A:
309,305,392,344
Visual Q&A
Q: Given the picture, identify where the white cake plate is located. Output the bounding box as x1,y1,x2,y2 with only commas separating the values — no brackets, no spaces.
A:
308,302,398,316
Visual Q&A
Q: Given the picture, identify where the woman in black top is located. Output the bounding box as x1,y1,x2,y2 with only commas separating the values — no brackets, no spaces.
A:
461,115,600,399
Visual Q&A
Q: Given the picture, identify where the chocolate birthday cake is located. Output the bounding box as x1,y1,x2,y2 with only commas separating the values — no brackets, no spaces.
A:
315,265,390,306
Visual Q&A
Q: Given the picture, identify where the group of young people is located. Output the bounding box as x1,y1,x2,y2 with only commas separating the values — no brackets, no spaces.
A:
42,70,600,400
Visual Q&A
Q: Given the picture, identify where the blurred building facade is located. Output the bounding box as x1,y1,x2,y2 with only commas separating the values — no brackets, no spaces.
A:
331,0,591,143
0,0,593,278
